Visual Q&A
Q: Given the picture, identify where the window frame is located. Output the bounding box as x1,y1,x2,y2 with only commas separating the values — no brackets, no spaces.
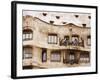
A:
48,34,58,44
23,29,33,40
50,51,61,62
80,52,90,63
87,35,91,46
23,45,33,59
42,48,47,62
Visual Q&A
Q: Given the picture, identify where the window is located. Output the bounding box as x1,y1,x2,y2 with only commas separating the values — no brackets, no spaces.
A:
60,36,69,46
64,36,69,40
23,45,32,59
48,34,58,44
72,35,79,45
87,35,91,46
69,53,75,61
42,49,47,62
80,52,90,63
68,52,76,64
51,51,61,62
23,29,33,40
72,35,79,42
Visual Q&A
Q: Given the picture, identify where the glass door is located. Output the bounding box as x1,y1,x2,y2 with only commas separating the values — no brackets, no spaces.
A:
69,52,75,65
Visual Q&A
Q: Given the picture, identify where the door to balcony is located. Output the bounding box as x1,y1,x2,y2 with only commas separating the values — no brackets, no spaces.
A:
69,52,75,65
63,51,79,65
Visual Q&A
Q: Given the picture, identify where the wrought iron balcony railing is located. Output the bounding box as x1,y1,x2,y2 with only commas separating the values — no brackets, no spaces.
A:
60,39,84,47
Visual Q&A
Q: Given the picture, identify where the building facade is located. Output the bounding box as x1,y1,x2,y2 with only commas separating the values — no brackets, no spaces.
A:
22,15,91,69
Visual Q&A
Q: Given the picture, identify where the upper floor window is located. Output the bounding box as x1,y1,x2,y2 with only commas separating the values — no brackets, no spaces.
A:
51,51,61,62
64,36,69,41
48,34,58,44
87,35,91,46
23,29,33,40
72,35,79,41
23,45,33,59
60,36,69,46
72,35,79,46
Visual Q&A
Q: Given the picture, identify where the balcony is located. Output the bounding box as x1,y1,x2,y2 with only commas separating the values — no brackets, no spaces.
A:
60,38,84,47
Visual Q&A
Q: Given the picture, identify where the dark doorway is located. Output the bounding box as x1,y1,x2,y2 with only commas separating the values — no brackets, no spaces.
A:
69,52,75,65
42,48,47,62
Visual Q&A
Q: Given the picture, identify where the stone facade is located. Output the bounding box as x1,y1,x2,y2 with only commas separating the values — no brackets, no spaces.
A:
22,15,91,69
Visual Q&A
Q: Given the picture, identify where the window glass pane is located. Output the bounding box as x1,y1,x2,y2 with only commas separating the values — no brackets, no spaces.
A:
72,37,78,41
69,54,74,60
87,38,91,45
48,36,50,43
23,34,25,40
26,34,29,39
52,36,54,43
51,36,53,43
23,29,33,40
30,33,33,39
42,49,47,62
56,54,60,61
43,53,46,61
28,33,30,39
23,47,32,59
51,51,61,61
80,53,89,63
54,36,57,43
48,34,57,44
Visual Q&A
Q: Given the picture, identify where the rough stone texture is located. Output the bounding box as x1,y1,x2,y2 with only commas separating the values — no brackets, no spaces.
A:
22,15,91,69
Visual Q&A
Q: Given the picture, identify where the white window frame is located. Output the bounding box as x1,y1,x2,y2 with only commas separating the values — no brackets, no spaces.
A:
48,34,58,44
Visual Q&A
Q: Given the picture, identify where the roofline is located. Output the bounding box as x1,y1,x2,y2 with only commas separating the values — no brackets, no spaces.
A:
34,17,91,29
23,15,91,29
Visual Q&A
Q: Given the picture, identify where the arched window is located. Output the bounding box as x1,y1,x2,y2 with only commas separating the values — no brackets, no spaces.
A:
23,45,33,59
23,29,33,40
